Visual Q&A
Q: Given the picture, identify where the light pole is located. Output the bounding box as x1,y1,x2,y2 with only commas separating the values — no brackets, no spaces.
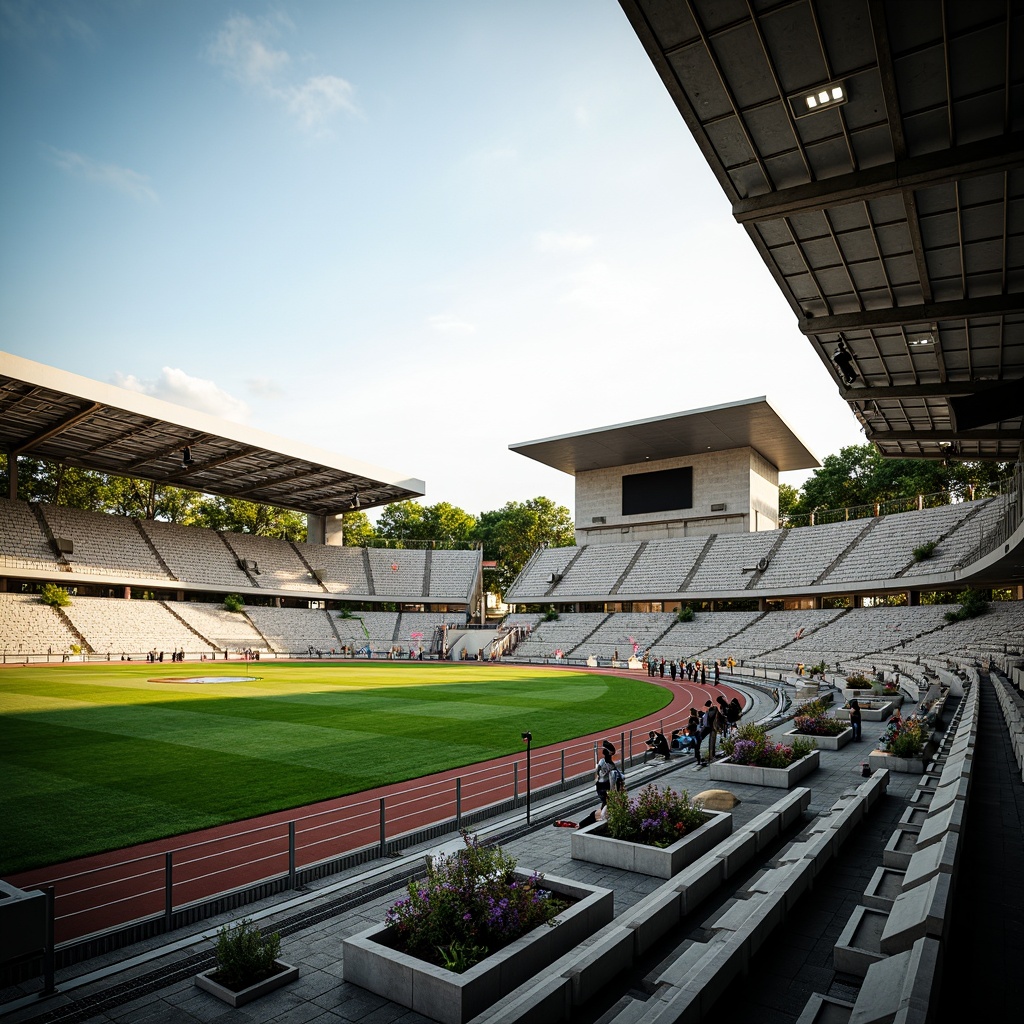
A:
521,732,532,823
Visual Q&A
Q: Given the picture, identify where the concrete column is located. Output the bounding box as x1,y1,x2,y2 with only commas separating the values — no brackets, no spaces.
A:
124,586,131,599
325,514,345,546
908,590,920,606
7,454,17,500
307,513,326,546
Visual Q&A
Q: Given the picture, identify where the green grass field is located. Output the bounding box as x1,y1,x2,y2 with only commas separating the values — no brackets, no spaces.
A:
0,661,671,875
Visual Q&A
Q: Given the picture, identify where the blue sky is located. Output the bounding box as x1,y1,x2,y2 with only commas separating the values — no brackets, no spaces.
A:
1,0,864,518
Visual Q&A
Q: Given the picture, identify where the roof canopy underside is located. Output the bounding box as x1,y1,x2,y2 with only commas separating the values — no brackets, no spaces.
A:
510,396,819,474
620,0,1024,461
0,352,425,516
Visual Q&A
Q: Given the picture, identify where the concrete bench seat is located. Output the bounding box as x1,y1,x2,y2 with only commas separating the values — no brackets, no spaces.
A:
879,874,952,954
863,866,906,912
847,937,941,1024
901,832,960,891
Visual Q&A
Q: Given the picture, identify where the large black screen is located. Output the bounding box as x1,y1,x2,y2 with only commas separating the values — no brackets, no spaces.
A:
622,466,693,516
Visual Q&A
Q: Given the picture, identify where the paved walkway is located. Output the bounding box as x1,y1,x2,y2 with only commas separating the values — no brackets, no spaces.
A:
3,674,1018,1024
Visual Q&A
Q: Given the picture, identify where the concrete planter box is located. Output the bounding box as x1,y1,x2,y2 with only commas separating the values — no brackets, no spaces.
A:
342,871,612,1024
195,961,299,1008
783,726,853,751
709,749,819,789
570,809,732,878
836,701,894,722
868,747,932,774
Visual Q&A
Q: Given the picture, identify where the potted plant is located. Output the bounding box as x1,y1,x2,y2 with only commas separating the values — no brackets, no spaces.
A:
572,784,731,877
710,723,819,788
195,919,298,1008
868,713,933,773
343,832,612,1024
784,697,853,750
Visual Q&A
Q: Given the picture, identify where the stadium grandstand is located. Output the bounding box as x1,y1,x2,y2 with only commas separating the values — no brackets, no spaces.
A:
2,1,1024,1021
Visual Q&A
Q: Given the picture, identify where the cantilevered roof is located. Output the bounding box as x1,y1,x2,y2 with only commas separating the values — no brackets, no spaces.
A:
0,351,425,515
510,396,819,474
619,0,1024,461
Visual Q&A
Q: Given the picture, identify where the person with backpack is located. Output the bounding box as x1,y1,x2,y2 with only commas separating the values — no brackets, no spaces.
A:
595,747,615,819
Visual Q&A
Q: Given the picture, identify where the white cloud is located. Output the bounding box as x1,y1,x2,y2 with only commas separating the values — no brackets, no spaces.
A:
535,230,596,253
206,14,358,131
114,367,250,423
428,314,477,336
245,376,285,399
44,146,157,202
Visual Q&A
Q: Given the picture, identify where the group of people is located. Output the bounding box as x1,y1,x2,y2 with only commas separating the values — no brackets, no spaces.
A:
144,648,187,663
643,655,734,686
594,693,746,817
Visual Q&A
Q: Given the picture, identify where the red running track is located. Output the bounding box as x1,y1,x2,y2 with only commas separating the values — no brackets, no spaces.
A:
7,666,741,944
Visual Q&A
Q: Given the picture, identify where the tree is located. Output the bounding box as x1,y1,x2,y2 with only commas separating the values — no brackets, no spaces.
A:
778,483,800,523
376,501,426,545
339,510,376,546
475,496,574,598
789,444,1011,517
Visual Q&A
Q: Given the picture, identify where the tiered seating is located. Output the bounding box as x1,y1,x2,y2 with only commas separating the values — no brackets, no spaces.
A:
576,612,676,659
823,501,984,584
38,505,170,580
512,612,609,659
140,519,252,589
220,533,313,590
332,610,399,649
0,498,62,572
820,684,980,1024
724,608,846,660
783,606,950,661
293,542,369,594
0,593,79,654
686,532,779,592
504,547,578,602
754,519,866,589
165,601,266,652
428,550,480,601
616,538,708,594
899,602,1024,657
397,611,466,643
244,607,338,654
652,610,762,658
62,596,201,656
901,497,1001,577
551,543,638,597
367,548,426,597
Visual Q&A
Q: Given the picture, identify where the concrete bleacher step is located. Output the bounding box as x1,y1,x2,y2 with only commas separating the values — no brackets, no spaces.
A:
862,867,905,912
795,993,855,1024
834,906,888,976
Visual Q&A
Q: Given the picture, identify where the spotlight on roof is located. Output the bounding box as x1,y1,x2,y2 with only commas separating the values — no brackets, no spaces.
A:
181,446,193,467
351,492,360,510
790,80,848,118
909,334,935,347
831,342,858,386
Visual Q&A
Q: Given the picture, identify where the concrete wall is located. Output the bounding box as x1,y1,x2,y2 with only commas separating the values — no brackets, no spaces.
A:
576,448,778,544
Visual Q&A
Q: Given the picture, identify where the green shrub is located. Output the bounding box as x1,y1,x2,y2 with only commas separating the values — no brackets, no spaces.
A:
223,594,245,613
676,606,695,623
213,919,281,990
604,784,707,848
912,541,937,562
721,723,815,768
542,607,559,622
39,583,71,608
384,832,565,972
845,674,872,689
943,588,989,623
879,714,926,758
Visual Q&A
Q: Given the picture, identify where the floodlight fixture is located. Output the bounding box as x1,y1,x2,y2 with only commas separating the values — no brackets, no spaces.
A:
831,341,858,386
181,446,193,467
